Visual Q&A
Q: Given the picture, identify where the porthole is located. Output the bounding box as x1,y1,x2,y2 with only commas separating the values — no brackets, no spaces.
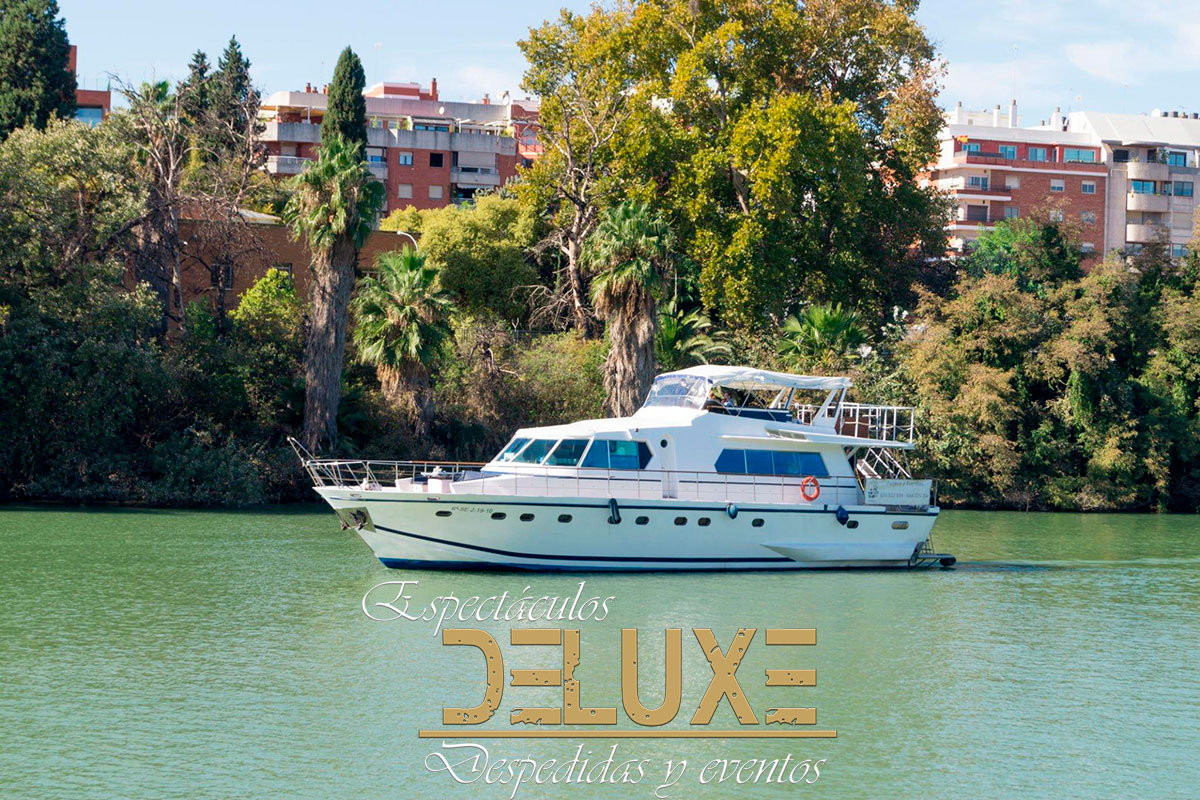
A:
660,439,668,448
891,521,909,530
520,513,535,522
436,510,452,517
674,517,687,526
698,517,711,527
491,512,507,520
751,518,765,528
846,520,859,529
558,514,573,523
635,516,649,525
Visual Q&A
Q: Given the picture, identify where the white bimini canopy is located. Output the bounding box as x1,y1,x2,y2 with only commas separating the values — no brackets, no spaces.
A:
660,365,851,392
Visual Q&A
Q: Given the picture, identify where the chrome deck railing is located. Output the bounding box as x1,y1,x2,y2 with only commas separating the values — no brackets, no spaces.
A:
295,456,868,505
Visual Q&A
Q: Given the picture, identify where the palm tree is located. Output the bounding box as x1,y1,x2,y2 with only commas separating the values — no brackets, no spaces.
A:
585,201,673,417
655,298,731,371
777,303,869,371
283,133,384,451
351,247,455,434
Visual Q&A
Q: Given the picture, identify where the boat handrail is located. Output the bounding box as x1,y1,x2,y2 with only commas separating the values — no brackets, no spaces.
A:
790,402,915,443
293,454,935,507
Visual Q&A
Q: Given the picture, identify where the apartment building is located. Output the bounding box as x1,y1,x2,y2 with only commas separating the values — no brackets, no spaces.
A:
1063,110,1199,258
258,79,540,212
926,101,1107,255
69,45,111,126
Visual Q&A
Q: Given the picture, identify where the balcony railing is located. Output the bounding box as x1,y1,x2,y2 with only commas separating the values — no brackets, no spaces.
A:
265,155,312,174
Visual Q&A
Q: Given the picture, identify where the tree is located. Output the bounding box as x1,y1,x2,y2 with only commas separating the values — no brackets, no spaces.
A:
121,80,191,333
352,247,455,434
0,0,75,140
655,298,730,372
518,6,643,333
321,46,367,149
586,201,673,416
210,37,258,147
624,0,948,328
777,303,869,372
416,194,539,319
283,132,384,451
178,50,212,124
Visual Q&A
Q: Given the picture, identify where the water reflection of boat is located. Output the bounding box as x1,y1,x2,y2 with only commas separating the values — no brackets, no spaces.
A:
293,366,954,571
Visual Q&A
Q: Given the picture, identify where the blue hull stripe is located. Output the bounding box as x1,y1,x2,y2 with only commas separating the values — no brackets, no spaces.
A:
373,524,792,564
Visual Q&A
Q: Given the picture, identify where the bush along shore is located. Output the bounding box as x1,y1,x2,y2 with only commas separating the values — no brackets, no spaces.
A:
1,2,1198,511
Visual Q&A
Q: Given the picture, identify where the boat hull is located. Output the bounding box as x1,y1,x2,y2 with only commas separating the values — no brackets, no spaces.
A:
316,488,939,571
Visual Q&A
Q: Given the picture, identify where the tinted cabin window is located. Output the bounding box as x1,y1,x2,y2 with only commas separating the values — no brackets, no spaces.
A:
714,448,827,477
545,439,588,466
512,439,556,464
497,437,530,462
715,449,746,474
585,441,652,470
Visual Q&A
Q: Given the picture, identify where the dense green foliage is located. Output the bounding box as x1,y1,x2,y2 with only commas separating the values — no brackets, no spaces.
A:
1,2,1197,512
0,0,75,139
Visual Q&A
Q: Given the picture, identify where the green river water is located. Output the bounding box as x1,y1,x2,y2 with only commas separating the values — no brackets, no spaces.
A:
1,507,1197,799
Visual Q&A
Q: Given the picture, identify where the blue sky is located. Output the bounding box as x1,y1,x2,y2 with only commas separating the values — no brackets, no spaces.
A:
64,0,1198,119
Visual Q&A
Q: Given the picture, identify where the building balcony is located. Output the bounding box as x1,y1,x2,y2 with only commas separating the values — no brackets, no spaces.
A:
1126,161,1169,181
1126,223,1165,243
451,167,501,187
262,121,320,143
367,162,388,180
265,155,312,174
1127,192,1168,213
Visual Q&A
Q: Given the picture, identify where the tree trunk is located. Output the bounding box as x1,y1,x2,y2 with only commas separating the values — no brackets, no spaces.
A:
380,362,434,439
602,299,658,417
301,234,358,453
565,213,592,335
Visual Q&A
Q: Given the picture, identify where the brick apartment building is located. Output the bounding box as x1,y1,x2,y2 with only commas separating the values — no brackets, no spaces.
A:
258,79,540,213
69,45,111,126
925,102,1107,256
929,101,1200,259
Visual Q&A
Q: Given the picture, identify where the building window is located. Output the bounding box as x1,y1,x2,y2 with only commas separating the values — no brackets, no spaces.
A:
998,145,1017,159
1063,148,1096,163
365,147,386,164
397,183,413,199
966,175,989,190
429,152,444,168
1171,243,1188,258
429,185,443,200
962,142,980,154
1167,151,1187,167
1051,179,1065,192
1048,209,1065,222
1004,206,1019,220
1028,147,1047,162
1081,211,1096,224
398,152,413,166
1081,181,1096,195
1081,242,1095,254
1130,180,1156,194
1112,148,1130,163
1173,181,1194,197
76,106,104,127
1005,176,1020,190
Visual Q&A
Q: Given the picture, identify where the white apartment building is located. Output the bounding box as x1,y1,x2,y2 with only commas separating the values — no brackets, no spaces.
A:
1064,110,1200,257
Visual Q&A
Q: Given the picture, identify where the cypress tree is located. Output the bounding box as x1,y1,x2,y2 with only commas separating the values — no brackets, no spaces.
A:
0,0,76,139
321,47,366,152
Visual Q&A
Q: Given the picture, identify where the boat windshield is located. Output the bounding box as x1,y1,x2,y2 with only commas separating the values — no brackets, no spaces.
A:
642,374,709,409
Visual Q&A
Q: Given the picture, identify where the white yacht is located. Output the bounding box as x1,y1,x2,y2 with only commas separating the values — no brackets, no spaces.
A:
293,366,954,570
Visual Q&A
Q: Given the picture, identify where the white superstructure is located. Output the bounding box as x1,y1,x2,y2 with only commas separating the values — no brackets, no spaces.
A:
296,366,953,571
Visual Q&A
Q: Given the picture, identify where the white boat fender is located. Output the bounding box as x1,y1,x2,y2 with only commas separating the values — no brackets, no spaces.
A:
726,503,738,519
608,498,621,525
835,506,850,526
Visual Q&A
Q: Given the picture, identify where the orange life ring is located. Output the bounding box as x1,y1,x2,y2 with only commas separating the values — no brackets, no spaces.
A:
800,476,821,502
